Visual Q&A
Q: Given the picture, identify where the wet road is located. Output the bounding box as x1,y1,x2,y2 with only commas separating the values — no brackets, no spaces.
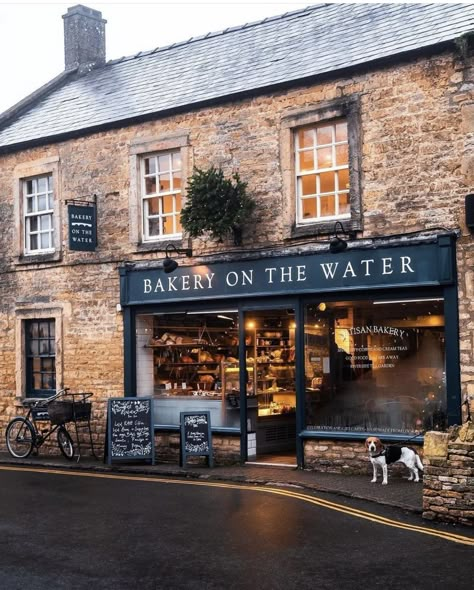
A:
0,466,472,590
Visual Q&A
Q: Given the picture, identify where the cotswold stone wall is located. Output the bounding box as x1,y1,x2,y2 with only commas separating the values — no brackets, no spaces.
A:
0,47,472,457
422,424,474,526
303,439,423,476
154,433,240,466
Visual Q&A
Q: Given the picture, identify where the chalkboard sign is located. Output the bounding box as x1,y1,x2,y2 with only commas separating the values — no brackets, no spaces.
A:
180,411,213,468
107,398,155,465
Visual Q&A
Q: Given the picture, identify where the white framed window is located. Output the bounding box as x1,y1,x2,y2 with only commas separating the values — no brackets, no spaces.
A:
141,151,182,241
23,174,55,254
295,119,350,224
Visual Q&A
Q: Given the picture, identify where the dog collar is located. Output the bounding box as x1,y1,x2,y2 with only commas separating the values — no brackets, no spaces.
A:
371,449,386,458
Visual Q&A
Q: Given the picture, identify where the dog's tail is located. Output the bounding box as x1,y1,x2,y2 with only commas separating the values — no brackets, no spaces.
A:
415,453,424,472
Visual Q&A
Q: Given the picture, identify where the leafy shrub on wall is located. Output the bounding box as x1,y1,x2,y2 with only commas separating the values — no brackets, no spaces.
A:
181,166,255,245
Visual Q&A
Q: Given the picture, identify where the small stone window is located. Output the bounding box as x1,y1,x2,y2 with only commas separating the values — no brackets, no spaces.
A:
25,319,56,397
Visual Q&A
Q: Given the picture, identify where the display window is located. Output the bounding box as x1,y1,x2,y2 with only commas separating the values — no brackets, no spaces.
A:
135,311,240,427
304,297,446,434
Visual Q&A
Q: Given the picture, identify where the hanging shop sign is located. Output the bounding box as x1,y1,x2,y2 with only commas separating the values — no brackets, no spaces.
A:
68,203,97,251
120,236,455,306
180,411,213,468
106,398,155,465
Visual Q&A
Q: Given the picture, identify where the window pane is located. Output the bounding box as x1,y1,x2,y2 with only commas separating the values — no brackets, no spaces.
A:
38,322,49,338
40,233,51,250
298,150,314,172
40,215,50,230
320,195,335,217
338,193,350,215
172,152,182,170
145,157,156,175
29,234,38,250
302,198,317,219
175,215,182,233
158,174,171,193
162,216,174,234
137,311,240,427
338,168,350,191
158,154,170,172
173,171,181,191
317,147,333,169
304,299,446,434
29,340,39,356
145,176,156,195
25,179,34,195
175,194,182,211
27,197,34,214
297,128,314,148
301,174,316,196
37,177,48,193
48,195,54,209
29,216,38,231
335,121,348,142
320,171,335,193
38,195,47,211
316,125,332,146
146,197,160,215
148,218,161,236
336,144,349,166
33,373,42,390
162,195,174,214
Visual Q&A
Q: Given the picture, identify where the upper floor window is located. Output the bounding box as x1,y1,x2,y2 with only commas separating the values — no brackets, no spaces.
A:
295,119,349,224
23,174,55,254
141,151,182,241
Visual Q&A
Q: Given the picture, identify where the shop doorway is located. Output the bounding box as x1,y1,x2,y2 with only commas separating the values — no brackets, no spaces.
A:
244,309,297,466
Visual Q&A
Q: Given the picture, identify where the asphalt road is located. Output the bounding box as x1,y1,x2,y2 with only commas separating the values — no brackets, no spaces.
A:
0,466,472,590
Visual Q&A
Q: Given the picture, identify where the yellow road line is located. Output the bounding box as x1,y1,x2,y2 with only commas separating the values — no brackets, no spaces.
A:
1,464,472,546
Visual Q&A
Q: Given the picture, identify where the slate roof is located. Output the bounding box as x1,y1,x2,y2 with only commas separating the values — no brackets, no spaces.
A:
0,2,473,151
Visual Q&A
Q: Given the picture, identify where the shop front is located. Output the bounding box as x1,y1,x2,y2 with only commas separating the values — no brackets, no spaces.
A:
120,233,460,468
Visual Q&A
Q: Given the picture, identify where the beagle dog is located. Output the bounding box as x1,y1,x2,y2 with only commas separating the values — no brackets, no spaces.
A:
365,436,423,485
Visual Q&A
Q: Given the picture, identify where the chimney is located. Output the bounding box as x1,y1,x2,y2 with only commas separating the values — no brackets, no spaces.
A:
63,5,107,72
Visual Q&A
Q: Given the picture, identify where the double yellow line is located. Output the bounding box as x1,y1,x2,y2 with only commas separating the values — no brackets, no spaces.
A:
1,465,472,546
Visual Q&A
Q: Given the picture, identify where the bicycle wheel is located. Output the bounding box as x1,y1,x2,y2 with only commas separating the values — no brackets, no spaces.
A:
57,426,75,460
5,418,35,458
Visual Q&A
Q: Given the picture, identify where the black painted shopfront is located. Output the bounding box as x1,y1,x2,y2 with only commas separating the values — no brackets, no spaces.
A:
120,234,461,467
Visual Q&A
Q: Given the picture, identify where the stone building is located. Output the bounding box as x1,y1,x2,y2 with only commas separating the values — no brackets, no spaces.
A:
0,3,473,480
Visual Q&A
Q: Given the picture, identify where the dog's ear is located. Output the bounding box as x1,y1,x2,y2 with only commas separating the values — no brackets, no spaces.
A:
364,438,371,449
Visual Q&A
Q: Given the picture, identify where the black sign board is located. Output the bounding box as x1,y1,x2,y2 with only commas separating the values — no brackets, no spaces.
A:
180,411,213,468
68,204,97,251
106,398,155,465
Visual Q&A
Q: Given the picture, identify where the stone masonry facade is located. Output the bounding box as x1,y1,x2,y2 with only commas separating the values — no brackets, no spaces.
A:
0,45,473,471
422,423,474,527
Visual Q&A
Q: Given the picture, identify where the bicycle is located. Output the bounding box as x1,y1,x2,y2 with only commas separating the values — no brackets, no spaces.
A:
5,388,75,460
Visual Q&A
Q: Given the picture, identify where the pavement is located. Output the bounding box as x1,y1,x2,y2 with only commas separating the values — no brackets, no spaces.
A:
0,451,423,514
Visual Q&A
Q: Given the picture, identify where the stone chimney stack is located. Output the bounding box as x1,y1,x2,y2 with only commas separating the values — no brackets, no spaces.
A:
63,5,107,72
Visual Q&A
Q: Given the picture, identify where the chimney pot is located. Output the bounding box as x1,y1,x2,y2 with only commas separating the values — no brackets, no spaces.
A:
63,4,107,72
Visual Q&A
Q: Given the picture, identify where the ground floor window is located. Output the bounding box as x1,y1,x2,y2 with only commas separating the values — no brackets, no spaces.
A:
304,298,446,434
25,319,56,397
136,311,240,427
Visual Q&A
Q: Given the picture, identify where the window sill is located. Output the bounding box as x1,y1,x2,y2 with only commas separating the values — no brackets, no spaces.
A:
15,252,62,266
133,239,186,255
286,219,361,242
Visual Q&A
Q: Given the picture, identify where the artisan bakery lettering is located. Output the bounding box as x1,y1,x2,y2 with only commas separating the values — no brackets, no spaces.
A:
319,256,414,279
349,326,407,339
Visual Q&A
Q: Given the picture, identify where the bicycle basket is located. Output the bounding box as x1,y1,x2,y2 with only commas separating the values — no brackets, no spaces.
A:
47,401,74,425
73,402,92,421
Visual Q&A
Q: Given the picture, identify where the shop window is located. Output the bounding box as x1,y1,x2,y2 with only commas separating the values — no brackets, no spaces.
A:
304,298,447,434
136,311,240,428
281,97,362,239
25,319,56,397
141,150,182,241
